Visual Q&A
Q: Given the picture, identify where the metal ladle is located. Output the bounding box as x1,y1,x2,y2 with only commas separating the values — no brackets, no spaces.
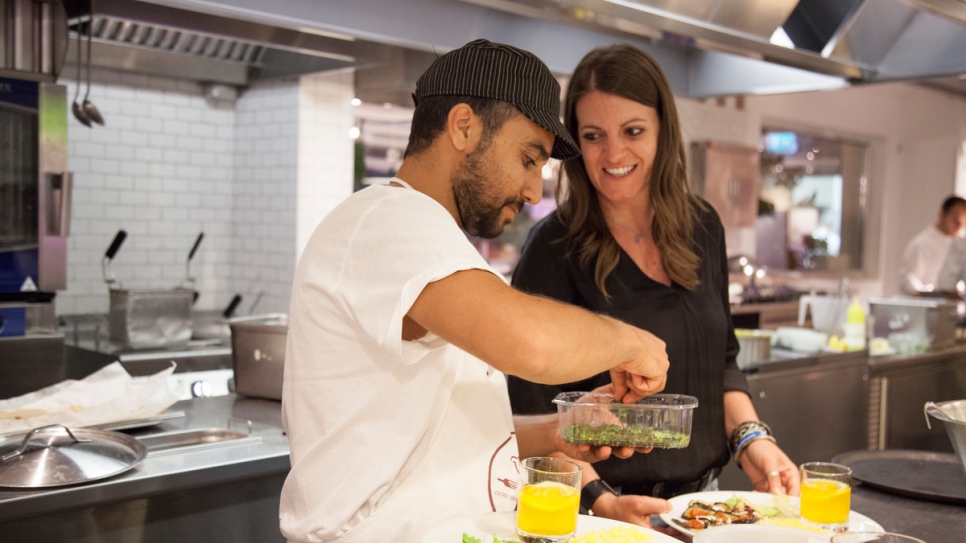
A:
81,10,104,126
71,18,91,127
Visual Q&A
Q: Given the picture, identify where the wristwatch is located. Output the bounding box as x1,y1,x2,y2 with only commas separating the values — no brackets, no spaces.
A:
580,478,617,515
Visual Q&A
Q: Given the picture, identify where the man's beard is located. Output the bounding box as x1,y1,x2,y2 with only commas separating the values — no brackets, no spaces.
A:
452,147,524,239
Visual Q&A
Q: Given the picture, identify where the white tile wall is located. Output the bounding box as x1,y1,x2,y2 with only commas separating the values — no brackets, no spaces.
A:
59,67,235,316
296,69,356,260
231,79,299,315
58,66,357,318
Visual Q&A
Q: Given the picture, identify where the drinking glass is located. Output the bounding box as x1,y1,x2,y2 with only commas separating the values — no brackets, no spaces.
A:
831,532,927,543
516,457,582,543
800,462,852,531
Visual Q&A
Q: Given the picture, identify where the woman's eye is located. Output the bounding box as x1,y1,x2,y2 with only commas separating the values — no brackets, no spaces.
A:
626,127,644,137
581,132,599,142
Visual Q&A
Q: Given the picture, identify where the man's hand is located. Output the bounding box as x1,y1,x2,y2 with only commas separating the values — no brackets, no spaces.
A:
611,328,669,403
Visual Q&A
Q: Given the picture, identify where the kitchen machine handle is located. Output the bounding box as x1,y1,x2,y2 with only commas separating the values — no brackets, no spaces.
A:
188,233,204,261
223,294,243,319
105,230,127,260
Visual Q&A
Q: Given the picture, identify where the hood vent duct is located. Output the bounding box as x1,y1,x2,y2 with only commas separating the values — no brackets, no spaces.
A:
87,16,268,66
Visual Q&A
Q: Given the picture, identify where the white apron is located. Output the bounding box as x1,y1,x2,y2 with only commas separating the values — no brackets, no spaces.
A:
323,351,519,543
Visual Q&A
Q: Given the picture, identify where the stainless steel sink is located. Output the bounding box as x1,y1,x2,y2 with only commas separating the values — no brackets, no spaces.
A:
137,427,261,456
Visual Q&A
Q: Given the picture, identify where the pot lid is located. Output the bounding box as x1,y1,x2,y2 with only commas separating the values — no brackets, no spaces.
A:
0,425,147,488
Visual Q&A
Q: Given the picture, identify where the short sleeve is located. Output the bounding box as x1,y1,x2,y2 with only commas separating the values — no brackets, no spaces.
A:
335,190,504,365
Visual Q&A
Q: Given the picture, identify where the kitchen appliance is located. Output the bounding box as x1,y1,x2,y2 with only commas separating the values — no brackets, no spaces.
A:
869,297,959,352
102,230,202,350
0,0,72,399
229,314,287,401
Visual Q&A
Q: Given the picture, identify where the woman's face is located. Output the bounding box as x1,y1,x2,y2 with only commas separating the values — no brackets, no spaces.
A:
575,90,660,207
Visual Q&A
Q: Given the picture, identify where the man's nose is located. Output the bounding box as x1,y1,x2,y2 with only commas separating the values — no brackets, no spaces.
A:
522,168,544,204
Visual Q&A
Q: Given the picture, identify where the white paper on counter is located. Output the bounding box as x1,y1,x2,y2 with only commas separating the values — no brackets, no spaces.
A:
0,362,180,435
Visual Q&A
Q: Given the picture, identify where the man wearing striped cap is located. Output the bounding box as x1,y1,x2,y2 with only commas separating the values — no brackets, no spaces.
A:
280,39,669,543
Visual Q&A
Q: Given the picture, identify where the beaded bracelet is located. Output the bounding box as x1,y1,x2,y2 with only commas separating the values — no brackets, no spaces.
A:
729,420,772,452
730,420,776,470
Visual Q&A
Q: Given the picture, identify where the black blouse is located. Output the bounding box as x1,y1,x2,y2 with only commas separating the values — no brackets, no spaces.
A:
508,202,750,487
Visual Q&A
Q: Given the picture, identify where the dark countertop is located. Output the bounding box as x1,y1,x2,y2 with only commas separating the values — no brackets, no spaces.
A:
0,394,289,522
852,483,966,543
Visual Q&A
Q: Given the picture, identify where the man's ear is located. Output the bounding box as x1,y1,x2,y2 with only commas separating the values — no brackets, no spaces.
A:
446,103,481,154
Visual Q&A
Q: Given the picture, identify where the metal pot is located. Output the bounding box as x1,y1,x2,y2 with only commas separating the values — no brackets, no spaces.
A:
229,314,287,401
735,329,772,370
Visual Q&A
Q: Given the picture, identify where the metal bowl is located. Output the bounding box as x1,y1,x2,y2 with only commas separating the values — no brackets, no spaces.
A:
925,399,966,477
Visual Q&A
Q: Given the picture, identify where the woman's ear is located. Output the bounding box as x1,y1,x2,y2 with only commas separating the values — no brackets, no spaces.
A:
446,103,482,154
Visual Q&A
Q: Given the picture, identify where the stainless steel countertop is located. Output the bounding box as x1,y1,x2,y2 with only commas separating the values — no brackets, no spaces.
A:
0,394,289,522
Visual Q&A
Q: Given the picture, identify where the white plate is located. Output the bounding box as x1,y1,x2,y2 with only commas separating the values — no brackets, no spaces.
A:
422,511,681,543
659,490,884,538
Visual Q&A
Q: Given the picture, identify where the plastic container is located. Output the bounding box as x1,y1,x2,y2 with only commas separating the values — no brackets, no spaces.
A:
552,392,698,448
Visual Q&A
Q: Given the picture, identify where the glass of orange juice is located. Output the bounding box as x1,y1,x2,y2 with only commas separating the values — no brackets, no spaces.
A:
800,462,852,531
516,457,582,543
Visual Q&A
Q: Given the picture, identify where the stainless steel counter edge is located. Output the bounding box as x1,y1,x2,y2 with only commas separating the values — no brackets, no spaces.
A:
0,395,290,522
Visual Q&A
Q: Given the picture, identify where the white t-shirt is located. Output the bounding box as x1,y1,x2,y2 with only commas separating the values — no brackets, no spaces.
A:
899,225,953,294
279,179,519,543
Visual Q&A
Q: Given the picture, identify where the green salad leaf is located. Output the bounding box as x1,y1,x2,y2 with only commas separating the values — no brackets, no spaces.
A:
562,423,690,448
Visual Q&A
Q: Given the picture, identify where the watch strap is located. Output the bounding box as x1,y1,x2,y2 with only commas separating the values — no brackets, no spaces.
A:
580,478,616,513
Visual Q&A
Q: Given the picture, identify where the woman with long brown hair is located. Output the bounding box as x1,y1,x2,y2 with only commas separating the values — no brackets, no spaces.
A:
508,44,799,529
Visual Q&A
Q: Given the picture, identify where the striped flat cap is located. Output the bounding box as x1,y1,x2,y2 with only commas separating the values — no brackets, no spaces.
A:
414,39,580,161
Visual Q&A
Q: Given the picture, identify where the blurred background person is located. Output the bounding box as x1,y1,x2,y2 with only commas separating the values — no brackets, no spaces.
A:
899,195,966,295
507,44,798,532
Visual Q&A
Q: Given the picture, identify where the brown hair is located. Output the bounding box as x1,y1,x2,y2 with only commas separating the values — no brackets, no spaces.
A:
558,44,704,294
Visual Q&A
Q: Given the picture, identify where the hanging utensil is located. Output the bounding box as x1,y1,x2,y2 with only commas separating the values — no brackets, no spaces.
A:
81,5,104,126
71,18,91,127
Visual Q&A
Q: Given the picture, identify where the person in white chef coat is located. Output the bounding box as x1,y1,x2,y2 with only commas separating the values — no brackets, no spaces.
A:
899,195,966,295
278,39,670,543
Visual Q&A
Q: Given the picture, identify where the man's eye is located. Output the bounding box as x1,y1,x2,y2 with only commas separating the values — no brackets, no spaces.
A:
524,157,536,168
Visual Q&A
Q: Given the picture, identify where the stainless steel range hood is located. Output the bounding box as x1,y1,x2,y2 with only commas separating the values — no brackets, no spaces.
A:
463,0,966,96
62,0,364,86
57,0,966,99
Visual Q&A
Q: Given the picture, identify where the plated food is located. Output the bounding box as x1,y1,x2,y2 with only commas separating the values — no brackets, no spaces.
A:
552,392,698,448
660,491,884,538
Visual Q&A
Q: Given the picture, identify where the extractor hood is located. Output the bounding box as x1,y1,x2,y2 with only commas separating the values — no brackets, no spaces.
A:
56,0,966,99
61,0,381,86
461,0,966,96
